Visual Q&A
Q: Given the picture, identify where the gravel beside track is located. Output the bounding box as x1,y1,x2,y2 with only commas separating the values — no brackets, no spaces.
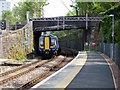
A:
22,57,74,89
0,55,66,89
0,59,39,74
0,60,46,82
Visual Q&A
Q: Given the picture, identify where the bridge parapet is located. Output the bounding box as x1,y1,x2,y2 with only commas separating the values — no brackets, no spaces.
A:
32,16,102,21
31,14,102,32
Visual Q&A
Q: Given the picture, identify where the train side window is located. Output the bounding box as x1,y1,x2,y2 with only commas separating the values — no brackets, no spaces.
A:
40,38,44,46
51,38,55,46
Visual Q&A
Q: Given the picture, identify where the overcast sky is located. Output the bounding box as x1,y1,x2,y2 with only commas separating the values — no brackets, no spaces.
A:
44,0,73,17
6,0,73,17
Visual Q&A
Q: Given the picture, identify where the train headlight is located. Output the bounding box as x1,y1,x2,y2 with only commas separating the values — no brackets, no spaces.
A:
39,45,44,49
50,45,55,49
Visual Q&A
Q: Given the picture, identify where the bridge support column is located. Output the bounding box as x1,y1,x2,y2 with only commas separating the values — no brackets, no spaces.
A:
84,29,87,42
83,29,88,50
33,31,41,56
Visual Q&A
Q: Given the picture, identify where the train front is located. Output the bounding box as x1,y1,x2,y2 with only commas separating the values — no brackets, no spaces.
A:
39,34,59,55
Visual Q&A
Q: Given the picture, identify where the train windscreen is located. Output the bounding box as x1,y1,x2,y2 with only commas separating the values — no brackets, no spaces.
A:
51,38,55,46
40,38,44,46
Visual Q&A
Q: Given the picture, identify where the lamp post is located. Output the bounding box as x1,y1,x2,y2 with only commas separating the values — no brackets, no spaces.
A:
109,14,114,60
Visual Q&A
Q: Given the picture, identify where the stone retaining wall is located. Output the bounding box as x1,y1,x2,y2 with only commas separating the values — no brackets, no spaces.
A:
0,21,33,60
59,30,84,51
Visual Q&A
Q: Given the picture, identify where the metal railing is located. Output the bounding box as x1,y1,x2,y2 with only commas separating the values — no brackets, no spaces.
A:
99,43,120,69
32,16,102,21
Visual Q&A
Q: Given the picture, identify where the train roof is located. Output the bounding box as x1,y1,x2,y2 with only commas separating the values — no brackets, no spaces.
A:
40,34,57,38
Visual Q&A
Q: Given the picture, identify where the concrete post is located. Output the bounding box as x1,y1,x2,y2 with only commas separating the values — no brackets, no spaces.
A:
86,13,88,30
0,36,3,58
7,16,10,31
63,16,65,30
57,17,59,30
27,11,30,56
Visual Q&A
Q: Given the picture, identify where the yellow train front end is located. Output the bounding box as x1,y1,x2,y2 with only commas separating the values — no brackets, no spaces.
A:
39,34,59,56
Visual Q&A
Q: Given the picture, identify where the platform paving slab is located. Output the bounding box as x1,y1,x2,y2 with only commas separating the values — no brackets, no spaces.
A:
66,52,115,89
31,51,115,90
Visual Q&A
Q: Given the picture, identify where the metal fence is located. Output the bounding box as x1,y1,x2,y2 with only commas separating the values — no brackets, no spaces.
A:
99,43,120,69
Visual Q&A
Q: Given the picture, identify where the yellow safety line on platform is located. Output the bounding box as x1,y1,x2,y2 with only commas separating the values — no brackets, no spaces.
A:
55,51,87,88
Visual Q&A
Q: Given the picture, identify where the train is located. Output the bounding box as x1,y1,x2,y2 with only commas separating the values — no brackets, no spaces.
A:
39,34,59,56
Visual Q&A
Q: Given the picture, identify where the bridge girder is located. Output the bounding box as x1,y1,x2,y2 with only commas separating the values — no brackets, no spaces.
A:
31,15,102,32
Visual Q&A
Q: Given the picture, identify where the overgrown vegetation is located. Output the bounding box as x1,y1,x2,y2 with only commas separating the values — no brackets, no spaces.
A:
84,45,99,51
58,32,77,42
9,45,26,60
67,2,117,16
101,5,120,44
51,30,77,38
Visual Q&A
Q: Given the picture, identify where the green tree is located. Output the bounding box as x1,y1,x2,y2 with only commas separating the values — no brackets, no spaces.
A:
12,1,48,22
102,8,120,44
2,10,15,25
67,1,119,44
69,2,117,15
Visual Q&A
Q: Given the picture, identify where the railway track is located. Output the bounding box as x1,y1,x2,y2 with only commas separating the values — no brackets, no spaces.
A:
0,60,41,77
0,58,53,85
18,57,73,89
0,56,73,89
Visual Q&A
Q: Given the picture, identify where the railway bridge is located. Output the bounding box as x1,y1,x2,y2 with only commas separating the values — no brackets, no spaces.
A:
31,14,102,32
29,14,102,55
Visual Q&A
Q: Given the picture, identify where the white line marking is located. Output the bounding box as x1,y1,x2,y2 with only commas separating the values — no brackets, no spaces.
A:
31,51,82,89
100,53,117,89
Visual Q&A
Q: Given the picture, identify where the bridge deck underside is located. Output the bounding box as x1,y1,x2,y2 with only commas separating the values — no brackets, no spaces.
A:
33,21,100,32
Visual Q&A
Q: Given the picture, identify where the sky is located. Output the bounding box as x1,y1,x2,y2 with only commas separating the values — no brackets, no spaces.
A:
6,0,73,17
44,0,73,17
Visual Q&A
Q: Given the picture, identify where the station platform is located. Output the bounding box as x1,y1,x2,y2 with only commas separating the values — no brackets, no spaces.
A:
31,51,116,89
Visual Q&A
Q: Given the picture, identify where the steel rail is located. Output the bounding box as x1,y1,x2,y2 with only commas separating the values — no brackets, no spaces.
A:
0,59,52,84
18,57,67,89
0,60,41,77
